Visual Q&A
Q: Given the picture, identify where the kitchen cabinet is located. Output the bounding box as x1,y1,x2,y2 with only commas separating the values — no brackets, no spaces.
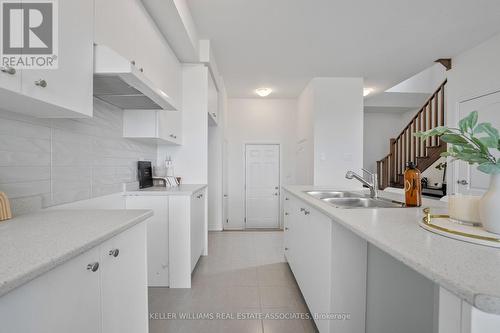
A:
0,0,93,118
283,191,367,333
0,222,148,333
191,189,206,271
439,287,500,333
95,0,182,109
126,195,169,287
100,223,148,333
125,187,207,288
208,72,219,125
123,109,182,145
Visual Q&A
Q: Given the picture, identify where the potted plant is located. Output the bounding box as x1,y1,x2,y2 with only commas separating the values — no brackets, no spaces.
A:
415,111,500,233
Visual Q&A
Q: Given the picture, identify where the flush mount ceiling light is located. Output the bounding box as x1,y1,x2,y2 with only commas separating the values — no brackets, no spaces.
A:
363,88,374,97
255,88,273,97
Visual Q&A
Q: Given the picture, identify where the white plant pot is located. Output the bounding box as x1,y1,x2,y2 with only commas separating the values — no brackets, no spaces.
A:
479,174,500,234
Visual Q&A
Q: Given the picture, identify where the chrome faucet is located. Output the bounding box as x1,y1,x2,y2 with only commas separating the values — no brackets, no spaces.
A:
345,168,379,198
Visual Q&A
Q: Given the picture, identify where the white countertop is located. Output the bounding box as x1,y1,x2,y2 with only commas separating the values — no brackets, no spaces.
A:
283,185,500,315
0,209,153,297
124,184,207,196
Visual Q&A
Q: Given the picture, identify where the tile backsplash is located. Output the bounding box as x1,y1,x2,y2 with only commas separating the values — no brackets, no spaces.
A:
0,99,157,214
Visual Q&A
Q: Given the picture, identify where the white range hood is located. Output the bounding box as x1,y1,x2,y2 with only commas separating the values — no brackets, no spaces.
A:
93,45,177,110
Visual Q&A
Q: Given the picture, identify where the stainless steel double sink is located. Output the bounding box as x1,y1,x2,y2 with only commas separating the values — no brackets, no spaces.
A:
305,191,405,209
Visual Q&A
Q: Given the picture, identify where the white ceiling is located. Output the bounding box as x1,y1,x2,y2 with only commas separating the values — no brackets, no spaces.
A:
186,0,500,98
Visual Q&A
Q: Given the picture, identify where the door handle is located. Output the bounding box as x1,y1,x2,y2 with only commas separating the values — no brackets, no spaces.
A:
457,179,469,185
0,66,16,75
274,193,279,196
109,249,120,257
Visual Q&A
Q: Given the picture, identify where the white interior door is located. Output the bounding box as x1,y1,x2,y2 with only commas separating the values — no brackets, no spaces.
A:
223,139,229,229
245,144,280,228
456,91,500,195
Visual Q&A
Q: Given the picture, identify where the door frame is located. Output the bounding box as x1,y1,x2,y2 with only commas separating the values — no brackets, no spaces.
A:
244,143,282,230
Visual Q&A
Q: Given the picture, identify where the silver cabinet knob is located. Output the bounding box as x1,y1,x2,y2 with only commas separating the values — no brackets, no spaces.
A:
457,179,469,185
285,227,289,230
274,192,278,196
35,79,47,88
109,249,120,257
169,134,177,139
284,247,289,251
284,212,289,216
304,210,310,215
300,208,305,212
0,66,16,75
139,68,144,73
285,197,289,201
197,194,203,199
87,262,99,272
131,60,136,66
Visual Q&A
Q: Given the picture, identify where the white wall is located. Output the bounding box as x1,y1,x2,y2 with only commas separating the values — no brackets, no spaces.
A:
0,99,157,215
225,98,297,229
363,109,418,172
296,83,315,185
446,33,500,192
311,78,364,187
158,64,208,184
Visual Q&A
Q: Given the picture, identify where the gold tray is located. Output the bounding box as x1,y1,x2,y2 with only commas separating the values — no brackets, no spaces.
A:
420,208,500,248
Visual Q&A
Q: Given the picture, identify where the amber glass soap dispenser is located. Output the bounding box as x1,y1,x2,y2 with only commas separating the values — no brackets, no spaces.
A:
404,162,422,207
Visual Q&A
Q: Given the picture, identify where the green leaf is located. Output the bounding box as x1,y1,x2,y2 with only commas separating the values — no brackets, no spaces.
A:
477,162,500,175
441,134,469,145
479,137,499,149
414,126,449,138
471,137,490,155
474,122,499,140
459,111,478,133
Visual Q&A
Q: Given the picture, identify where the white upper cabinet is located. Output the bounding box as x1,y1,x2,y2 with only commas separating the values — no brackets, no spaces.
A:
21,0,94,117
123,110,182,145
0,0,94,118
207,72,219,125
95,0,182,110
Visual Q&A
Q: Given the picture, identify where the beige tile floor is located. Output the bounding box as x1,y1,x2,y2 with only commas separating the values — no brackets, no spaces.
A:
149,231,318,333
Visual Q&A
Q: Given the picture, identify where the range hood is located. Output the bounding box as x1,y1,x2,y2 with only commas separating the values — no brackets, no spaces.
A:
93,45,177,110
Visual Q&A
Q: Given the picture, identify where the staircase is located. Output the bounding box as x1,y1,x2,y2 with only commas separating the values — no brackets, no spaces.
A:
376,80,447,189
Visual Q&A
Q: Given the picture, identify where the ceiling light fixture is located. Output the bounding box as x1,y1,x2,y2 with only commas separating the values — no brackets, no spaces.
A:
255,88,273,97
363,88,374,97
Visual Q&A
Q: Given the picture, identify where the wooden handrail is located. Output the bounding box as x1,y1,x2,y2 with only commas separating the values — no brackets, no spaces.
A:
376,79,447,189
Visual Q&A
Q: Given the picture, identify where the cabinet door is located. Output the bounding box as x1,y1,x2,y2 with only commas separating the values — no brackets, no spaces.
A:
158,110,182,144
190,190,205,271
300,205,332,333
126,196,169,286
0,248,101,333
21,0,93,117
101,223,148,333
208,73,219,124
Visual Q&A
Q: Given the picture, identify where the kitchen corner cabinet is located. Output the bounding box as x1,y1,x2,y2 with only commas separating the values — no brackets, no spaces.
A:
0,222,148,333
283,192,367,333
123,109,182,145
0,0,94,118
125,188,207,288
207,72,219,126
95,0,182,109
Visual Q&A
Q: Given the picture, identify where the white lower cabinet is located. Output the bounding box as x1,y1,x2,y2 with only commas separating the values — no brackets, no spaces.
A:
126,196,169,286
190,190,207,271
439,287,500,333
0,222,148,333
283,191,367,333
125,188,207,288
